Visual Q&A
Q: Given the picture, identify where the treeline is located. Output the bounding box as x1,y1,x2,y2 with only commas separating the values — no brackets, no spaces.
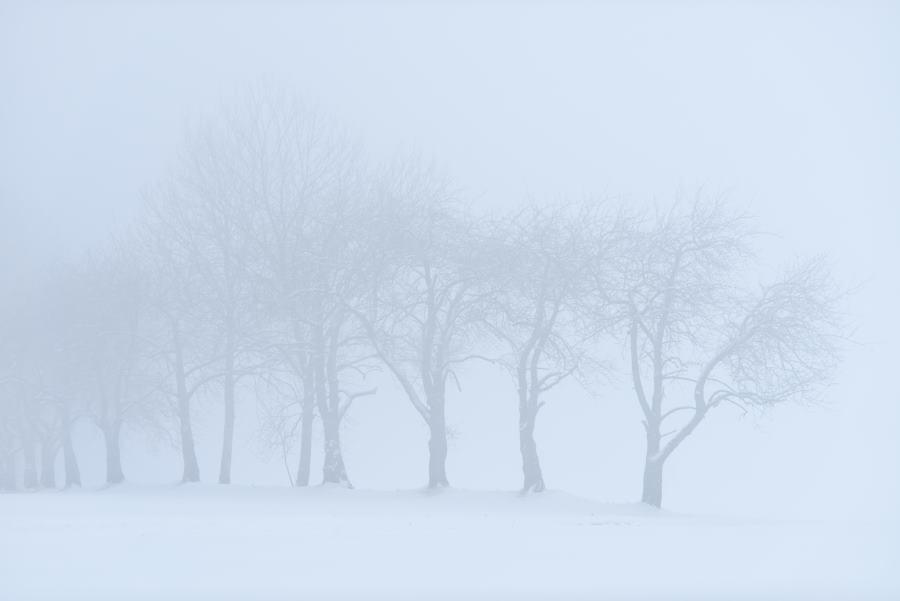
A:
0,89,843,507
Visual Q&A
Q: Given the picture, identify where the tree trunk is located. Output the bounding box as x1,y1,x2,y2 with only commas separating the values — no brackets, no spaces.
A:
22,441,38,490
40,441,57,489
103,422,125,485
641,457,664,508
320,326,350,487
321,414,349,486
519,415,545,493
218,351,236,485
174,327,200,483
293,324,315,488
61,414,81,488
178,396,200,483
641,418,663,507
427,397,449,488
322,328,352,488
0,455,14,491
295,393,314,487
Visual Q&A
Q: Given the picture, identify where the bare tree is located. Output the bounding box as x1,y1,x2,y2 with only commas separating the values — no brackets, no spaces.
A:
233,86,370,487
485,205,612,493
358,164,488,488
150,104,285,485
303,193,379,487
70,248,157,485
0,347,63,490
139,199,224,483
36,278,87,489
0,359,34,490
617,201,843,507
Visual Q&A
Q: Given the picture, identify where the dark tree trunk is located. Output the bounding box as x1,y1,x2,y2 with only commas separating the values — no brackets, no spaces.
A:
103,422,125,485
218,351,236,485
427,397,449,488
22,441,38,490
519,415,545,493
295,393,314,487
61,414,81,489
40,441,57,489
641,457,664,507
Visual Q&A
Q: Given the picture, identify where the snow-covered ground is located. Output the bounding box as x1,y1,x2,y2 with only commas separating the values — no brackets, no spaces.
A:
2,485,898,600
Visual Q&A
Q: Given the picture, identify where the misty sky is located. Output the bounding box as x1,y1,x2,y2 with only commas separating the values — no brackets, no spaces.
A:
2,1,898,518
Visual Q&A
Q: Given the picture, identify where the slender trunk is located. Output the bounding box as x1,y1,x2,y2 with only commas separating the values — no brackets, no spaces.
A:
518,356,545,493
174,328,200,483
295,390,314,487
60,412,81,488
427,396,449,488
320,325,350,487
103,422,125,485
22,441,38,490
177,395,200,483
321,413,349,486
218,348,236,485
641,415,664,507
292,322,314,488
40,440,57,489
519,415,545,494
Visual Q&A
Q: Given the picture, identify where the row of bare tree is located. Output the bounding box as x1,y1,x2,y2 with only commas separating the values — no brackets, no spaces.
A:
0,90,843,507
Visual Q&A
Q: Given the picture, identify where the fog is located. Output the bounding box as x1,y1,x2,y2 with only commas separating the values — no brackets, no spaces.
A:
2,2,899,599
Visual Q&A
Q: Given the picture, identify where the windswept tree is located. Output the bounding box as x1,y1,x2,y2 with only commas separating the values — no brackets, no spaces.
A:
618,202,843,507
